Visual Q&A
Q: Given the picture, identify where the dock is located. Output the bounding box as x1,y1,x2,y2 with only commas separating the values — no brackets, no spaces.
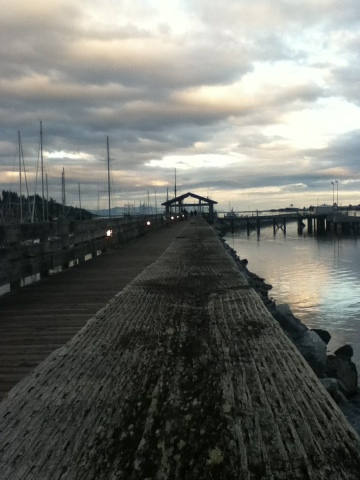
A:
0,220,186,401
1,217,360,479
221,210,360,236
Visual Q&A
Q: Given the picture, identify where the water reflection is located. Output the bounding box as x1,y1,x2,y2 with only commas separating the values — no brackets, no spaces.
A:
225,222,360,369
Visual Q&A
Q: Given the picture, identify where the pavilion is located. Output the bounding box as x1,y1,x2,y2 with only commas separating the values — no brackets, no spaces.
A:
162,192,217,223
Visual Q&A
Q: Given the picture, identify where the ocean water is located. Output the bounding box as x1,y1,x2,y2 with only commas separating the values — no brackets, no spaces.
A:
225,222,360,369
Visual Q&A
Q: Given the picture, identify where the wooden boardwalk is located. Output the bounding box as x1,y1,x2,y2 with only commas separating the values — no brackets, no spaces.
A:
1,217,360,479
0,220,187,401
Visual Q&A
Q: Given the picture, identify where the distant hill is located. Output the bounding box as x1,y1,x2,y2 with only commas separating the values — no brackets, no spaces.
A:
90,205,163,217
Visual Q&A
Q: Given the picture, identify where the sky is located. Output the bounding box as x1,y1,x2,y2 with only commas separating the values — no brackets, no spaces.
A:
1,0,360,213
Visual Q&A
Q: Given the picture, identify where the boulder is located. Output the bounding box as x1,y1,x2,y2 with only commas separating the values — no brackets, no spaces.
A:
320,378,347,404
272,304,308,341
339,393,360,437
276,303,293,317
334,344,354,359
294,330,327,377
311,328,331,345
326,355,359,398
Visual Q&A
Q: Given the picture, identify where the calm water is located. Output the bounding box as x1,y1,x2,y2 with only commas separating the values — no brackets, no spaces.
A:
225,222,360,369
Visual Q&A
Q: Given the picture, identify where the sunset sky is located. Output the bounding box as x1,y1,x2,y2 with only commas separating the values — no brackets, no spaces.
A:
1,0,360,212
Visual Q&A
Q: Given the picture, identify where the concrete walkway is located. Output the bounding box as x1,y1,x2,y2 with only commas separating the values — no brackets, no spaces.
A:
1,217,360,479
0,220,187,401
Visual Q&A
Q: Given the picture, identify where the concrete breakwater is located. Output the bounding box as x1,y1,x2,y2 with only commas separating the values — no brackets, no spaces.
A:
219,231,360,435
1,217,360,479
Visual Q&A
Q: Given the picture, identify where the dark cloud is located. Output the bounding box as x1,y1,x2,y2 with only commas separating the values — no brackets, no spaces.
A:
1,0,360,211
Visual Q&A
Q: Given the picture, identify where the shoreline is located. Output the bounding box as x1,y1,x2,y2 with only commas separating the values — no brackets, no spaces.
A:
217,230,360,436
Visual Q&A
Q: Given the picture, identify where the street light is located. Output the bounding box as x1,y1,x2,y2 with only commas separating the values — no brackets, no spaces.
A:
335,180,338,206
331,181,335,205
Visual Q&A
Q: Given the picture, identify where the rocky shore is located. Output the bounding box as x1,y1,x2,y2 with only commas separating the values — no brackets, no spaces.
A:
219,234,360,436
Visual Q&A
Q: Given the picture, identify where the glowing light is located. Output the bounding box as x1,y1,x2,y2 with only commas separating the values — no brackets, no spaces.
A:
106,229,113,237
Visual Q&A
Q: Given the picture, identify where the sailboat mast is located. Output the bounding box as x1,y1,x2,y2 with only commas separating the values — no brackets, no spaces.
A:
40,120,45,221
174,168,177,198
46,173,49,221
107,136,111,218
18,131,23,223
78,183,82,220
174,168,177,213
62,168,66,217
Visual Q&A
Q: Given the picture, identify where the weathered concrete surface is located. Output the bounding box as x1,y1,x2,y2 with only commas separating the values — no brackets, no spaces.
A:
1,217,360,479
0,220,187,401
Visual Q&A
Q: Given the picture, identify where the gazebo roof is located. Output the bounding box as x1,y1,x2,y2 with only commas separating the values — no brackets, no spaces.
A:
161,191,217,206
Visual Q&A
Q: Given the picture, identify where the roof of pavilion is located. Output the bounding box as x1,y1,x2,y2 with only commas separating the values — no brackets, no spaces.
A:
161,191,218,207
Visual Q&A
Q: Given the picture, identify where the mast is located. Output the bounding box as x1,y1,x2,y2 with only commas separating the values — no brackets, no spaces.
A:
62,168,66,217
78,183,82,220
46,173,49,221
174,168,177,213
18,133,31,222
40,120,45,221
174,168,177,198
107,136,111,218
18,131,23,223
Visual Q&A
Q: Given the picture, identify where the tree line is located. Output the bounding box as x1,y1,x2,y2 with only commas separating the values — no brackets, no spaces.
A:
0,190,94,224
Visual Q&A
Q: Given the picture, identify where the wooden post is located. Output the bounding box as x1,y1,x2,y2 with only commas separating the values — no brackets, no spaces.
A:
307,217,313,233
317,216,325,233
297,218,303,235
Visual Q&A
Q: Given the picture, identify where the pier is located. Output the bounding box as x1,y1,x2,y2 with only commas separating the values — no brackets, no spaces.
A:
221,210,360,236
1,217,360,478
0,219,186,401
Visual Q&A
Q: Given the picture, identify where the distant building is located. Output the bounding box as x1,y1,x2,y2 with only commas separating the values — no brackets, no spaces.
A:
314,204,334,215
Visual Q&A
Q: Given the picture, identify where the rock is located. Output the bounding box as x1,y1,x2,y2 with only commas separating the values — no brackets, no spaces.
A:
334,344,354,359
272,304,308,341
248,276,273,300
339,393,360,437
320,378,347,404
258,281,272,291
311,328,331,345
326,355,359,398
294,330,327,377
276,304,293,317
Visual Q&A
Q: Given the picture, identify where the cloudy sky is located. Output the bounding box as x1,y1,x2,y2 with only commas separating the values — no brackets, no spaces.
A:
1,0,360,213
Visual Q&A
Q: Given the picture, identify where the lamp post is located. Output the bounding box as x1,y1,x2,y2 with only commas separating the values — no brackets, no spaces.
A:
331,181,335,206
335,180,338,206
